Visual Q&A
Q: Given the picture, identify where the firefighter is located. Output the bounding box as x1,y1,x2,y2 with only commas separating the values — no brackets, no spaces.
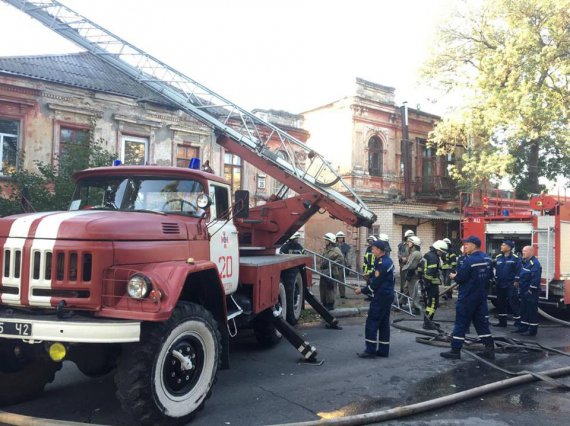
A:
418,239,448,330
492,240,521,327
378,233,392,257
319,233,345,310
336,231,351,298
279,232,304,254
355,240,395,358
513,245,542,336
398,229,415,292
401,236,423,314
363,235,377,279
441,237,458,300
441,236,495,360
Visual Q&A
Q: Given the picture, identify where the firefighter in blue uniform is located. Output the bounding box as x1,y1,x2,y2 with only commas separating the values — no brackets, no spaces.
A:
492,240,521,327
513,245,542,336
441,235,495,360
355,240,395,358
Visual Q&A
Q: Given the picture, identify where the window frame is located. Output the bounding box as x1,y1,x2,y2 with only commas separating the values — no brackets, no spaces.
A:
368,136,383,177
58,123,91,168
0,117,21,175
223,152,242,191
176,143,200,168
121,135,149,165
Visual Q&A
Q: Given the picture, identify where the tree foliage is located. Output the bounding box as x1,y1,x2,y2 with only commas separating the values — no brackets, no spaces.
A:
0,131,115,217
423,0,570,196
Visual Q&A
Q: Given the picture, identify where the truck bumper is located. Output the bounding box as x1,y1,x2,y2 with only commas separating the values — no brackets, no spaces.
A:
0,312,140,343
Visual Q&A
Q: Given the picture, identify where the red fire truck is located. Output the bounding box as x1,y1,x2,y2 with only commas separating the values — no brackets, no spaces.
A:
0,1,376,424
461,192,570,309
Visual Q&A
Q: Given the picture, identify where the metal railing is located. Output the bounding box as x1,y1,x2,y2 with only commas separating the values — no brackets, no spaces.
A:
303,249,414,315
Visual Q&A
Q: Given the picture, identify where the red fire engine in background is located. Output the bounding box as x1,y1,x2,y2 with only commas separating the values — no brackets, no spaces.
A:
461,191,570,309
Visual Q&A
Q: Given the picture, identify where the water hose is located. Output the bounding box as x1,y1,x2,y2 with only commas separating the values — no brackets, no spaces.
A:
274,365,570,426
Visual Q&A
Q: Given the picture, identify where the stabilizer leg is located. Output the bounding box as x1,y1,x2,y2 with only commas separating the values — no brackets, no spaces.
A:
304,289,342,329
272,315,319,363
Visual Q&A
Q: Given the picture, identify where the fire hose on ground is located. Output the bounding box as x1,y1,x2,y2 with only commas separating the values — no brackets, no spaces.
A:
275,314,570,426
275,365,570,426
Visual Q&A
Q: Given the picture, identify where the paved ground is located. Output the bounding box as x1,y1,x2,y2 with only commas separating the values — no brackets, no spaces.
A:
3,287,570,426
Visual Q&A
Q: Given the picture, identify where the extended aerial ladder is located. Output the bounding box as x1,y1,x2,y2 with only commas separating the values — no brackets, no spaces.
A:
4,0,376,250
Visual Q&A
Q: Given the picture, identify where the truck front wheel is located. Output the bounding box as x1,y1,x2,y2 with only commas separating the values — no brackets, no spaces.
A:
0,342,61,406
115,302,221,425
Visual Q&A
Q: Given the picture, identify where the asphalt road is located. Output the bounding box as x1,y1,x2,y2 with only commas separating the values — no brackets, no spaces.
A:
3,303,570,426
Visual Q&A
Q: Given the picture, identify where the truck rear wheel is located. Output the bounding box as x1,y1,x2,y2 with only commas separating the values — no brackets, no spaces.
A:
0,343,61,406
115,302,221,425
284,270,304,325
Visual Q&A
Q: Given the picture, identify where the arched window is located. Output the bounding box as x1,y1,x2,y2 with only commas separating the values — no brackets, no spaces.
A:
368,136,383,177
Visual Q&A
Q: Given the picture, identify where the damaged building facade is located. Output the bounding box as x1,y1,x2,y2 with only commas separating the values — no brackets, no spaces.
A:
301,78,460,268
0,53,308,207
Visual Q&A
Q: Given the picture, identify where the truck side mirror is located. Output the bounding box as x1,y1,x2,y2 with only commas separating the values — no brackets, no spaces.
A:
234,190,249,218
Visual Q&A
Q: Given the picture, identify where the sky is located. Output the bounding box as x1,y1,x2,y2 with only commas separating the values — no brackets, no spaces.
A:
0,0,454,115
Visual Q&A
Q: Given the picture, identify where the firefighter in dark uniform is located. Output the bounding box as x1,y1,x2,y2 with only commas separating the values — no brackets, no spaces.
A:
441,238,458,300
362,235,377,279
418,240,448,330
441,235,495,360
513,245,542,336
279,232,304,255
492,240,521,327
355,240,395,358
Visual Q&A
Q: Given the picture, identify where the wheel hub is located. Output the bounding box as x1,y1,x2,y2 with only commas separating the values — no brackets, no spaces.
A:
163,337,203,395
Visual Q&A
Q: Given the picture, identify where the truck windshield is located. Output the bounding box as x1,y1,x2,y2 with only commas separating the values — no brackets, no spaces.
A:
69,176,206,217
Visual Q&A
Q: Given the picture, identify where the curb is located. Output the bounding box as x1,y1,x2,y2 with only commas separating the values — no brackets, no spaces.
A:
0,411,98,426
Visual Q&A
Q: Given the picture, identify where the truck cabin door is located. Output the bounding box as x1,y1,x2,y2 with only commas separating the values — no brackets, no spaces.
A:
208,183,239,295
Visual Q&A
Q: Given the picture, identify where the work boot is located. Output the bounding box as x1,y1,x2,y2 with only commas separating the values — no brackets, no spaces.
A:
440,348,461,359
491,317,508,327
481,344,495,360
422,317,440,330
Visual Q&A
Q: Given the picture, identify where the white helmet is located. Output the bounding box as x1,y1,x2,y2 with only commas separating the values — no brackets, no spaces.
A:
378,233,389,242
367,235,377,242
432,240,448,252
290,232,301,240
336,231,346,238
408,236,421,247
324,232,337,243
404,230,415,237
443,238,451,245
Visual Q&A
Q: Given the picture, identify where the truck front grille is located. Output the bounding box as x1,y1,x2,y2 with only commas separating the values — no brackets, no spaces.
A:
31,250,93,283
3,248,22,280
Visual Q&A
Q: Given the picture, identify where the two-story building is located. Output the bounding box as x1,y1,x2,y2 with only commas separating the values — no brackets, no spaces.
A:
302,78,460,269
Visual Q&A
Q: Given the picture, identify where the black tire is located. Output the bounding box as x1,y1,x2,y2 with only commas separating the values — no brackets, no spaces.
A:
253,284,283,349
115,302,221,425
0,352,60,407
72,345,120,378
253,315,282,348
284,270,304,325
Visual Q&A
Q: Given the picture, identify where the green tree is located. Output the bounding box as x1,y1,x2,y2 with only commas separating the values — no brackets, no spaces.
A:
0,132,115,216
423,0,570,196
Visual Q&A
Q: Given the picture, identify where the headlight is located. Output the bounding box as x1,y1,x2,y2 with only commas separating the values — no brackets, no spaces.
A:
127,274,152,299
